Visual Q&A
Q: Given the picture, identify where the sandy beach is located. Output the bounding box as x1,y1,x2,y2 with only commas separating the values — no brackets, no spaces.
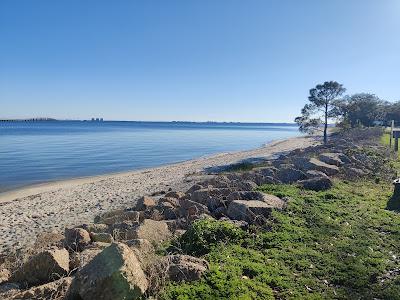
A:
0,136,317,254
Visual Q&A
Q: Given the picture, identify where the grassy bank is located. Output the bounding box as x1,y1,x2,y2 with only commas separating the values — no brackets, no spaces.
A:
161,179,400,299
382,132,400,158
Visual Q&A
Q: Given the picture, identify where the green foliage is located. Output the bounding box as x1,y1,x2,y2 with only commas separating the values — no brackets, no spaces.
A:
175,219,246,256
295,81,346,143
339,93,388,127
161,180,400,299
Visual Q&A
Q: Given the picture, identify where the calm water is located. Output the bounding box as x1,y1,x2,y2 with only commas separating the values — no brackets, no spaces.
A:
0,121,300,192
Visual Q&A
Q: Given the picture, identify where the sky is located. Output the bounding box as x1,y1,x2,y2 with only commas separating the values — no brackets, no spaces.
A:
1,0,400,122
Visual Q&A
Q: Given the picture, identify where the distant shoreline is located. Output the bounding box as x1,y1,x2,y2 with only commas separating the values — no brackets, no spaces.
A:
0,119,297,126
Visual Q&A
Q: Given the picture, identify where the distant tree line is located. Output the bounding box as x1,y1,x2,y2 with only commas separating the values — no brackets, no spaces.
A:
295,81,399,143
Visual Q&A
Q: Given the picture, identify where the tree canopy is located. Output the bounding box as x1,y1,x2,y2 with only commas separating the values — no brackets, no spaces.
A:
295,81,346,143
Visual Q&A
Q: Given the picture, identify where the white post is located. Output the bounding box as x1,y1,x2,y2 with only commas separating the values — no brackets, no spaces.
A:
390,120,394,149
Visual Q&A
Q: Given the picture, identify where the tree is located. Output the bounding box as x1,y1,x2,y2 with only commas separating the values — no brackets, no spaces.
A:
295,81,346,144
340,93,387,127
385,101,400,125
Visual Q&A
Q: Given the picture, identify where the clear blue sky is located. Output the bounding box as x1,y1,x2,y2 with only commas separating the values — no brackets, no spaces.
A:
1,0,399,122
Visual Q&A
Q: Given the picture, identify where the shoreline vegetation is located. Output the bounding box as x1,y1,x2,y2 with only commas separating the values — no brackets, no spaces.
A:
1,127,399,299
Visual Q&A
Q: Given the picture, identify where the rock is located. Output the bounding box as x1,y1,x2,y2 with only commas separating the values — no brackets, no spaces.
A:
0,268,10,284
227,191,265,201
186,184,204,194
276,167,307,183
227,191,285,208
164,218,187,231
166,255,209,282
91,232,114,243
343,167,367,178
299,177,333,191
258,176,281,185
128,219,172,244
191,188,232,205
235,180,258,190
262,193,286,208
319,153,344,166
0,266,11,284
126,239,155,267
159,197,180,208
212,206,228,218
70,248,102,272
88,241,112,249
178,198,209,217
294,158,339,176
149,201,179,220
11,249,69,286
174,229,187,237
68,243,148,300
33,232,65,250
12,277,72,299
64,228,91,251
164,191,185,199
134,196,156,211
198,175,231,188
81,223,109,234
306,170,329,179
227,200,273,224
337,153,352,164
240,171,267,186
108,221,138,240
97,210,140,226
253,167,276,177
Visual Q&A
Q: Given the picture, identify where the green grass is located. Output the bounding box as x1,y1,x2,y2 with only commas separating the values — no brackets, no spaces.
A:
161,180,400,300
382,132,400,159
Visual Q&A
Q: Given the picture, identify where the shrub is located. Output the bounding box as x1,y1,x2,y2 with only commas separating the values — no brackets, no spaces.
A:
176,219,246,256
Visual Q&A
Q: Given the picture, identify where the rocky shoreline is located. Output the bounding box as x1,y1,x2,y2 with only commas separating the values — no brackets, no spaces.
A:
0,136,315,255
0,129,395,299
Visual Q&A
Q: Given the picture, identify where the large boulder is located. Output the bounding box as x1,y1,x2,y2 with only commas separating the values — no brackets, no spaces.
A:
294,157,339,176
70,248,103,271
68,243,148,300
305,170,329,179
319,153,345,166
128,219,172,244
276,167,307,184
299,177,333,191
227,191,285,208
126,239,156,267
166,255,209,282
11,249,69,286
12,277,72,299
227,200,273,224
64,228,91,251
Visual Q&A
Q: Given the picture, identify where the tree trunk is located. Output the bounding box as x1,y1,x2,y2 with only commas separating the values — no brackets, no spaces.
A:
324,103,328,144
